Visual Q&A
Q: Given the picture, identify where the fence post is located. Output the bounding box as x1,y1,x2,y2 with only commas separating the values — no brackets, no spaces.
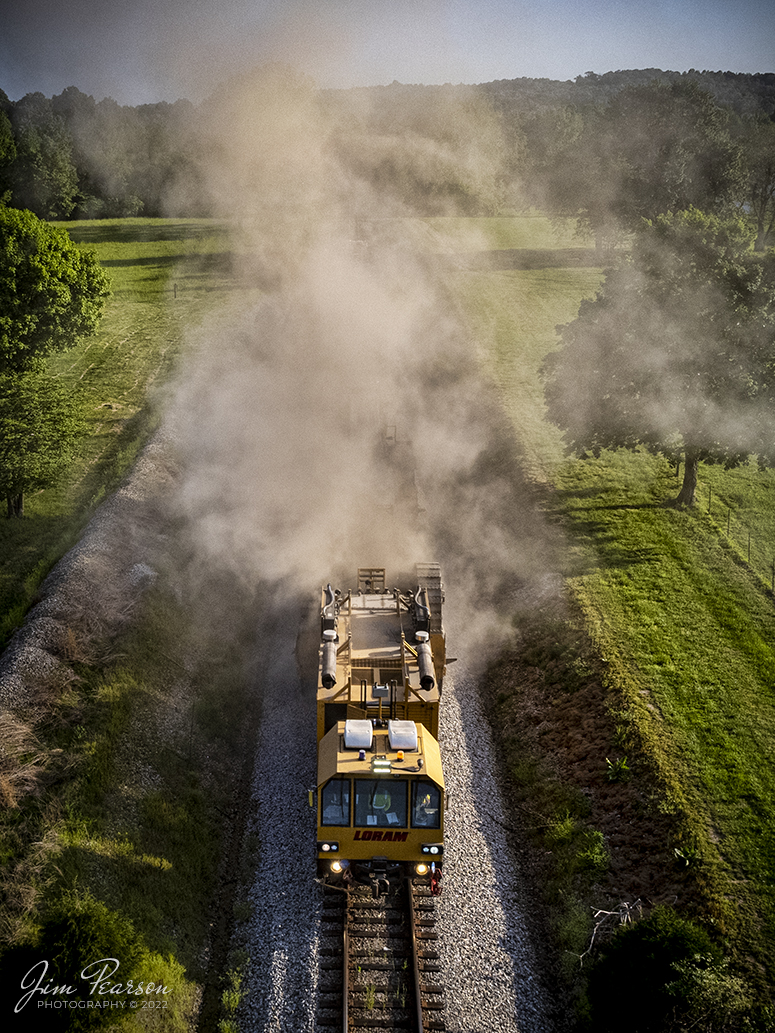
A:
727,508,730,535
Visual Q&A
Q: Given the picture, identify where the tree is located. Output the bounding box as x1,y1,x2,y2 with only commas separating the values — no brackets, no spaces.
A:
0,366,84,517
329,82,509,217
0,108,16,203
598,80,744,231
0,206,110,374
8,94,79,219
52,89,147,218
519,103,626,251
735,112,775,251
0,207,109,515
543,209,775,505
522,81,745,251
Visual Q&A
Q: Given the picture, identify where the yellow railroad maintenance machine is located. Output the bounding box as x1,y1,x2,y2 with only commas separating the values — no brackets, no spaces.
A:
314,564,447,896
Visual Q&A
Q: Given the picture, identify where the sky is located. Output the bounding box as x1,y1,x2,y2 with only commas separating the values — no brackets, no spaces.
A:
0,0,773,106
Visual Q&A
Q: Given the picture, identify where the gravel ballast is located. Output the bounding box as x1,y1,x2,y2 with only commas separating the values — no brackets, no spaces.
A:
236,617,555,1032
438,665,554,1032
0,434,174,717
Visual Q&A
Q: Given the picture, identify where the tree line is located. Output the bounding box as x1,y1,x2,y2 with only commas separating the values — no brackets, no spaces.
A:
0,86,202,220
518,76,775,252
0,70,773,234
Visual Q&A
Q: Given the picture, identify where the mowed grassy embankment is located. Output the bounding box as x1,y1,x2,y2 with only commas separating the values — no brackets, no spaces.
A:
0,217,254,645
434,214,775,998
0,219,261,1031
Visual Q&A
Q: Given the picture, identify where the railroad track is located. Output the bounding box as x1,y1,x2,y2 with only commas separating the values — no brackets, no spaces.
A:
317,877,445,1032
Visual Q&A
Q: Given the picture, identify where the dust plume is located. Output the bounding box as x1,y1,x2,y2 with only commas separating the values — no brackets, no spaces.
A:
164,67,552,655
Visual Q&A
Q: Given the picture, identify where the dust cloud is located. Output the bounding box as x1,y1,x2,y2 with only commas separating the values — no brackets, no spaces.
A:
163,66,552,656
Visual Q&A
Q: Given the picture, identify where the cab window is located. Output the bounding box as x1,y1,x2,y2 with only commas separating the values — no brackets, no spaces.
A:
411,780,441,829
354,779,407,828
321,779,350,826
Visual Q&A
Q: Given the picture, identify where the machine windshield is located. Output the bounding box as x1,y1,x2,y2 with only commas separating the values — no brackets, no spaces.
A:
354,779,408,828
321,778,350,826
411,780,441,829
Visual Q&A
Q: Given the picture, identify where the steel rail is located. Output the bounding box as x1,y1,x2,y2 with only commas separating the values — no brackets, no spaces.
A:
342,894,349,1033
404,878,424,1033
318,878,443,1033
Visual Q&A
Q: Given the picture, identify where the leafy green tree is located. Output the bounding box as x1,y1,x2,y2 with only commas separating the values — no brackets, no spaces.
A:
543,209,775,505
735,112,775,251
519,103,625,249
0,365,84,517
0,208,109,515
11,118,78,219
599,80,744,231
329,82,509,217
522,81,744,250
0,206,110,373
8,94,79,219
0,108,16,203
53,89,146,218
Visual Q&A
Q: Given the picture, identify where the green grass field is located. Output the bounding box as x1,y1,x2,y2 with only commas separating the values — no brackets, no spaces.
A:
433,216,775,1001
422,211,594,251
0,218,252,645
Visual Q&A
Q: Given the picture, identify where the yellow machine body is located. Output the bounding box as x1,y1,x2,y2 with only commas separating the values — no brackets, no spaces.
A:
314,566,447,890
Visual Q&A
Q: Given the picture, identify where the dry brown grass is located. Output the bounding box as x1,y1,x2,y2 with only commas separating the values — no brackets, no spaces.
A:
0,718,69,945
0,714,58,808
0,799,66,945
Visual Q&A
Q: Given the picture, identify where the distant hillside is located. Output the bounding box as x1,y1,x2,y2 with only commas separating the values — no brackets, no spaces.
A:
481,68,775,117
334,69,775,119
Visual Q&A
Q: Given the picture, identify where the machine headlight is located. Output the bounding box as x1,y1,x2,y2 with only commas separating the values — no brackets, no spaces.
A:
421,844,444,856
318,841,339,853
415,863,429,875
331,860,343,873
